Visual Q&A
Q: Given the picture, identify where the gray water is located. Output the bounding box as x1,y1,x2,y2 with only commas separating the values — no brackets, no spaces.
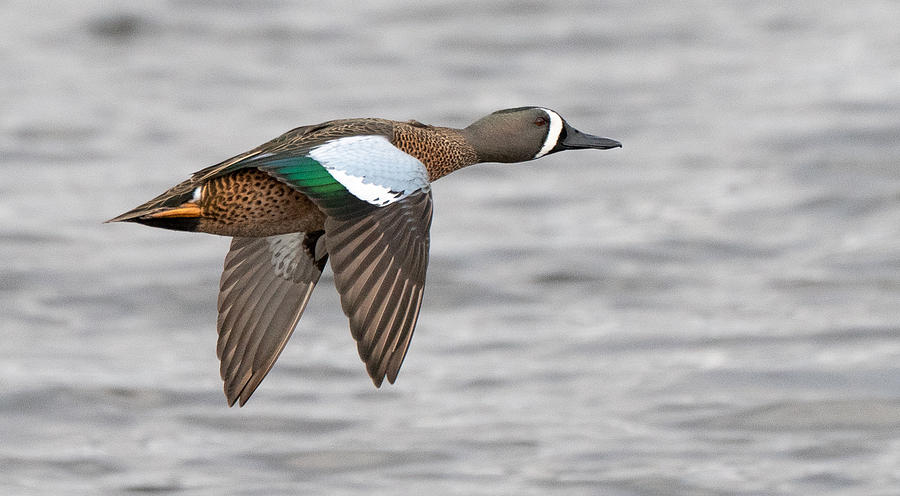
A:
2,1,899,494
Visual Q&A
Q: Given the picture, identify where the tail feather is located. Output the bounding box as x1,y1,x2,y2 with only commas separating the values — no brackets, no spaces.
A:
107,178,202,230
124,215,201,232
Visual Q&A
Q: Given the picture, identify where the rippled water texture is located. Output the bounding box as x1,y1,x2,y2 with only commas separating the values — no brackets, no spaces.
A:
2,1,899,494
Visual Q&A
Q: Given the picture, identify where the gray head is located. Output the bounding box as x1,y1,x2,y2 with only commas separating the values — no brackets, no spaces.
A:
463,107,621,163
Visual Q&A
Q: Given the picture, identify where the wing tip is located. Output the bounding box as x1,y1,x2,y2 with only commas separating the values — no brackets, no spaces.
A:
386,367,400,385
367,363,403,388
224,380,255,407
369,369,385,388
225,383,240,407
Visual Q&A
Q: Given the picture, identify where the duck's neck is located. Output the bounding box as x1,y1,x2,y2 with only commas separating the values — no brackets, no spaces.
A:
460,123,536,165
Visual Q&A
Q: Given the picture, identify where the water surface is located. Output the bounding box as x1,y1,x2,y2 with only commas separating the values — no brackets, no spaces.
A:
2,1,899,494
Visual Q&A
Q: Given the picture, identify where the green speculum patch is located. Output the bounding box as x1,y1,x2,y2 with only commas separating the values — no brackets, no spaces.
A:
260,156,369,218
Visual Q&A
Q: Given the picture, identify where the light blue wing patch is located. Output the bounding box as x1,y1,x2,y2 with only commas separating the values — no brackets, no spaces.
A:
308,135,430,206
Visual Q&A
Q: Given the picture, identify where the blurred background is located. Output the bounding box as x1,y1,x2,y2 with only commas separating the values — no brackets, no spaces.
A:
2,1,899,494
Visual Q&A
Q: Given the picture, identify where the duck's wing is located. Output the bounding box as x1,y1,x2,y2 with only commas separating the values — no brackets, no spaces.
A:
217,231,328,406
249,134,433,387
325,190,432,386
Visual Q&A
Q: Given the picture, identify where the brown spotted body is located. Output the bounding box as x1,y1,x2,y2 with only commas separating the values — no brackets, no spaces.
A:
110,117,481,236
197,169,325,237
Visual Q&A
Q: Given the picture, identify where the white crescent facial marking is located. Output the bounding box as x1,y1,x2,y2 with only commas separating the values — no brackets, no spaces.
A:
192,186,202,202
534,108,564,159
308,135,429,207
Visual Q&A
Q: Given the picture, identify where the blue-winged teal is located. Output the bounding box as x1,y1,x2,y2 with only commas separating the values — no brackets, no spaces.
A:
109,107,621,405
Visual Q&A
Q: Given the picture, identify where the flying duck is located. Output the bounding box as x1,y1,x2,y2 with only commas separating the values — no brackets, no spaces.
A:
109,106,621,405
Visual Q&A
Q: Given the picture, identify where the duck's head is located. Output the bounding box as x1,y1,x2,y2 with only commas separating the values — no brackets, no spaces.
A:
463,107,621,164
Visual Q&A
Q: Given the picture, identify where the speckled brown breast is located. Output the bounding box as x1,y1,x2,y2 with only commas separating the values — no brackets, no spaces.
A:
392,122,478,181
197,168,326,237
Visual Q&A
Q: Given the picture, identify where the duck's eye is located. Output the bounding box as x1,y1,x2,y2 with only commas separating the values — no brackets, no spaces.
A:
534,117,547,126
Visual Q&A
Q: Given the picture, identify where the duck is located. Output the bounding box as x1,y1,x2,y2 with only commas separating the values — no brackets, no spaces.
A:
109,106,621,406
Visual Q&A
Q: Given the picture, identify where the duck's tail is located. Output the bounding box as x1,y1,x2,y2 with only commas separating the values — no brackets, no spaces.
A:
106,179,203,232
